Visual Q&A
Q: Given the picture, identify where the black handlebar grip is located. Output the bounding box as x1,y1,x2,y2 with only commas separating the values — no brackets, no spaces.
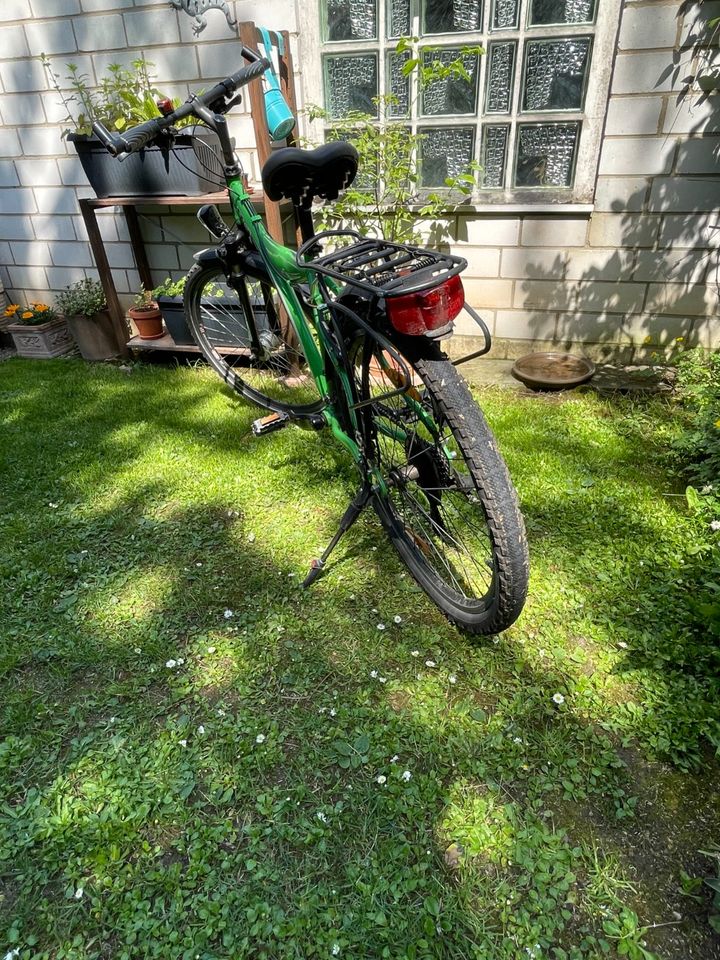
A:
92,120,124,156
226,57,271,92
118,117,166,156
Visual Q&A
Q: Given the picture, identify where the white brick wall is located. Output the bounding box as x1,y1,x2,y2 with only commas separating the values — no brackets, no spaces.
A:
446,0,719,356
0,0,718,356
0,0,299,312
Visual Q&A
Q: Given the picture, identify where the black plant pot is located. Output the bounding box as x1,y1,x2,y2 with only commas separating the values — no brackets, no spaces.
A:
157,296,195,346
69,130,224,198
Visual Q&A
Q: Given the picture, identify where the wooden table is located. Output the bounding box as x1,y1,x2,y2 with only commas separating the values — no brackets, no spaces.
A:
78,190,279,359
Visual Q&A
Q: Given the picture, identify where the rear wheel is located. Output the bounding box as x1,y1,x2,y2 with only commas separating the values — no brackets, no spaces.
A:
183,262,322,415
355,337,529,634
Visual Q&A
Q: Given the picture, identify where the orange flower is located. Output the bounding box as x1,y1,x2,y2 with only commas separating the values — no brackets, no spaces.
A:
36,304,49,312
4,304,19,315
21,311,33,319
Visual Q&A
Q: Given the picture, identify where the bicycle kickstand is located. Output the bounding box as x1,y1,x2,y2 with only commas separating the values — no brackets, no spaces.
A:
302,484,372,588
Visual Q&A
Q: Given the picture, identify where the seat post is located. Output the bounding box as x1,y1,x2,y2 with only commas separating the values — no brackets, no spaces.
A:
293,200,315,244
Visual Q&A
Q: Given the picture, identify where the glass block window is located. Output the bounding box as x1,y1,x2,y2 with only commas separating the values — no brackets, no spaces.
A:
326,0,378,40
423,0,483,34
522,37,591,111
324,55,379,117
421,48,480,115
419,127,475,185
320,0,605,196
515,122,579,186
388,0,411,36
529,0,596,25
485,41,516,113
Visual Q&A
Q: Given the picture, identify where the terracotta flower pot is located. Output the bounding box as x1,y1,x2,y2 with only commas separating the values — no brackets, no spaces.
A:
128,303,164,340
7,315,74,358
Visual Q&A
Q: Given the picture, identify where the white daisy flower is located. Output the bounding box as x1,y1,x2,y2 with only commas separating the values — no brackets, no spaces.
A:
207,646,216,654
449,675,457,684
376,775,387,784
425,660,436,668
701,484,713,494
393,615,402,624
329,708,337,717
378,676,387,684
552,693,565,705
49,502,59,509
179,739,188,747
217,708,225,716
166,659,177,669
74,886,84,899
176,658,184,665
316,811,328,823
401,770,412,781
411,650,420,657
377,623,385,631
711,520,720,531
370,670,378,679
223,609,234,619
332,945,340,957
390,755,399,762
617,641,628,649
133,647,141,654
198,725,205,735
513,737,523,744
255,734,266,744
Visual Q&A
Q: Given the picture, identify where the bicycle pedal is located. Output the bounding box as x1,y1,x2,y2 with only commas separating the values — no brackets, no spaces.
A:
252,412,291,436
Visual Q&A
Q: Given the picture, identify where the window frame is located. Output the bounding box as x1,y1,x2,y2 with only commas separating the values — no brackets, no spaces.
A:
301,0,622,206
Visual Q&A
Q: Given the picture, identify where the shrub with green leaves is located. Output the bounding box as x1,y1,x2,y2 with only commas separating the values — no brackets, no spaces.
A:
672,346,720,487
41,55,197,137
308,39,482,245
55,278,106,318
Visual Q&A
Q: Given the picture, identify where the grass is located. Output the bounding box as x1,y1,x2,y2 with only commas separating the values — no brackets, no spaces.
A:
1,357,718,960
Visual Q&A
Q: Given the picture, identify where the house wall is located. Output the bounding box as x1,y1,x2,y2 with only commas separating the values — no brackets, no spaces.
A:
442,0,719,361
0,0,303,307
0,0,717,357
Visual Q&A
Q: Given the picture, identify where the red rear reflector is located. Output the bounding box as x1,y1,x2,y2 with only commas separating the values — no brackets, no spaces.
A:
156,98,174,116
386,275,464,336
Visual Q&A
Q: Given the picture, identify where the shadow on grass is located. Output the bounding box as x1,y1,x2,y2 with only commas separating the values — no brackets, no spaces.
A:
1,359,719,959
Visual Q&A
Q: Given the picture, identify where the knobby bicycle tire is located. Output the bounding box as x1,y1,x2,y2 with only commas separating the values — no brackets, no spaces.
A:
359,339,529,634
183,261,323,416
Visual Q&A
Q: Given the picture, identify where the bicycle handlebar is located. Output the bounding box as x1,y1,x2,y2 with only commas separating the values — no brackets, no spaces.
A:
92,47,270,161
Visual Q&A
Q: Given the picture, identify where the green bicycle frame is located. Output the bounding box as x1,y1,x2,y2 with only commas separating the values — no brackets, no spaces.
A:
226,177,363,464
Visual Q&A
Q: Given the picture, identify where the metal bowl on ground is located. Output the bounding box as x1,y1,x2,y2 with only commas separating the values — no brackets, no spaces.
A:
511,352,596,390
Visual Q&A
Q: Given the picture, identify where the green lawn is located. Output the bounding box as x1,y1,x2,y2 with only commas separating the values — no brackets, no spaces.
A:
1,358,718,960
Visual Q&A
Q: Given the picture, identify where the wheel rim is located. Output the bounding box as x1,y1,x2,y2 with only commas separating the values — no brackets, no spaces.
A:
190,268,322,413
358,343,497,608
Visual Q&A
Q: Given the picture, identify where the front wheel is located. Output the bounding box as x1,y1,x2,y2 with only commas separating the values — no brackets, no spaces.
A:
183,262,323,415
357,339,529,634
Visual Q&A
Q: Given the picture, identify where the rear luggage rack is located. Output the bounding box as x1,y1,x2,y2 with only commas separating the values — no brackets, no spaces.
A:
296,229,466,298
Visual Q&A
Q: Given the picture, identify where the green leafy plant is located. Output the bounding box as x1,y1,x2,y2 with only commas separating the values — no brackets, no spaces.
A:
40,54,197,138
602,908,659,960
671,347,720,487
133,288,158,312
152,276,187,299
152,276,223,299
308,38,483,245
55,278,107,318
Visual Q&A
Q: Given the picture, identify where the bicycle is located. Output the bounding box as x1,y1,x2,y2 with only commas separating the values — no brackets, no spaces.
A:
93,45,530,634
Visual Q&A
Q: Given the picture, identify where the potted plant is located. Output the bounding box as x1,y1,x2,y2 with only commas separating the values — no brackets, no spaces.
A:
128,288,164,340
4,302,74,359
151,276,194,346
56,278,119,361
41,55,224,198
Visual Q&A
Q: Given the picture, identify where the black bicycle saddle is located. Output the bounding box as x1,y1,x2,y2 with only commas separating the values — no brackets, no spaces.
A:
261,142,359,207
